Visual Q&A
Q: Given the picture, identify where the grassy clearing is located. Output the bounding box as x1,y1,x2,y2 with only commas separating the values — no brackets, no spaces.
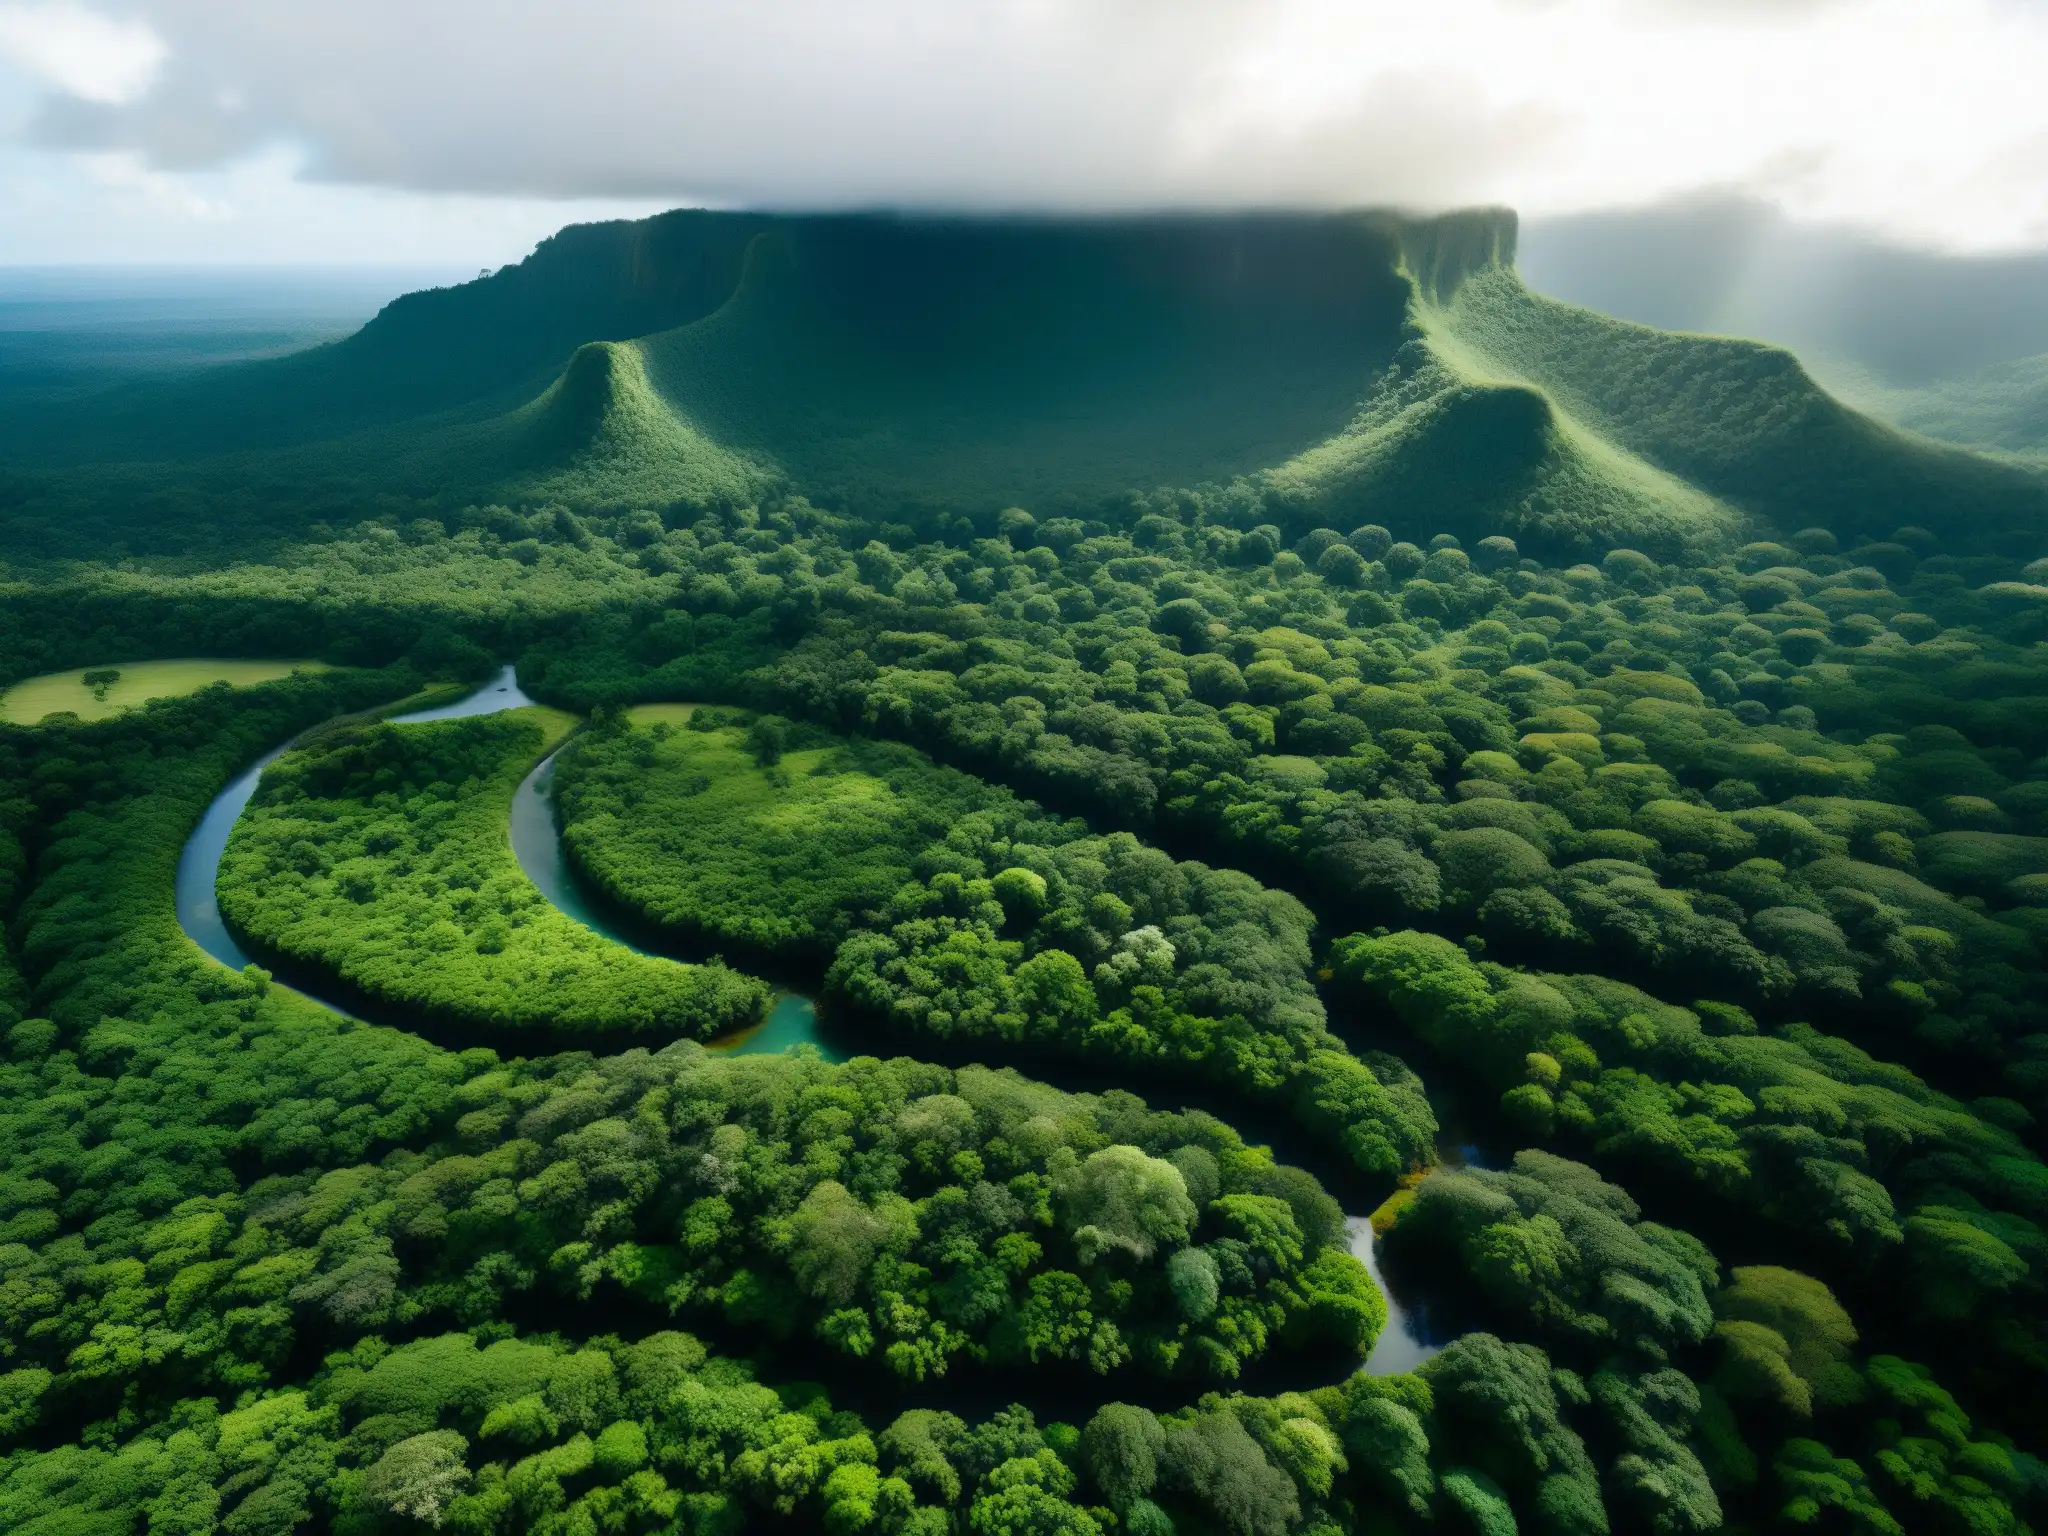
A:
622,701,706,727
553,709,1009,960
1,657,327,724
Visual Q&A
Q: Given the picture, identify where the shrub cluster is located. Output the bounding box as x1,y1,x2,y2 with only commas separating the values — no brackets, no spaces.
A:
826,817,1440,1183
1333,931,2048,1389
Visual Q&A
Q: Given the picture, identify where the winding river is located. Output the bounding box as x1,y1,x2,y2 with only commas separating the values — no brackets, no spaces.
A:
173,665,1445,1373
173,666,833,1058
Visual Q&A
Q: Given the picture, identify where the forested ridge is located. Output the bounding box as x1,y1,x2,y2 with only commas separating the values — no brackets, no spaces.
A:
2,212,2048,1536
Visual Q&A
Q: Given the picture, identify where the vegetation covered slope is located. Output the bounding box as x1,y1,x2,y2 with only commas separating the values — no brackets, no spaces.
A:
1430,267,2048,551
1262,318,1740,559
624,214,1418,515
7,205,2047,570
0,210,776,466
500,339,772,511
1830,351,2048,462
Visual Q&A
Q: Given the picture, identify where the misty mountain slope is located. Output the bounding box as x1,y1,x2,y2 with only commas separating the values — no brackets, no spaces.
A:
1824,352,2048,462
1263,318,1740,559
1432,266,2048,546
83,333,778,521
0,211,774,466
506,207,1739,556
4,206,2045,566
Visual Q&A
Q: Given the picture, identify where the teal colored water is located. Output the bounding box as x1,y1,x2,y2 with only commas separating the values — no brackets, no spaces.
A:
510,751,840,1061
704,993,841,1061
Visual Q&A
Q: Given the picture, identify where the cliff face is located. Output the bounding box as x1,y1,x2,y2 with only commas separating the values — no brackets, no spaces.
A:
354,209,1449,397
357,206,1521,369
1383,207,1519,304
610,213,1433,512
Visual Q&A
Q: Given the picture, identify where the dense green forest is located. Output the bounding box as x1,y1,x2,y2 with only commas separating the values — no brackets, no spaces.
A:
2,208,2047,1535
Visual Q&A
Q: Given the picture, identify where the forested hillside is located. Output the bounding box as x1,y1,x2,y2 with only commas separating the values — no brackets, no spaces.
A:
1,208,2046,1536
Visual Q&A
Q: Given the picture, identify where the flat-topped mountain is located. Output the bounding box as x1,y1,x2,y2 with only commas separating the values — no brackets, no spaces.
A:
5,207,2045,559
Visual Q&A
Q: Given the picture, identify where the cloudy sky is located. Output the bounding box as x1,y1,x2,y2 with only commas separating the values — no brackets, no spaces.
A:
2,0,2047,265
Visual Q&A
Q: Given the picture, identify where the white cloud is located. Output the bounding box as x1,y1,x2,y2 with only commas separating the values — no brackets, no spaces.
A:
5,0,2048,258
0,1,162,104
0,141,671,264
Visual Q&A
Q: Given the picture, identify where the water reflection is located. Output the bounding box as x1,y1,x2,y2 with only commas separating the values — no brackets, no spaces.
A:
1349,1140,1490,1375
1349,1216,1436,1374
175,739,287,973
386,664,538,723
705,994,840,1060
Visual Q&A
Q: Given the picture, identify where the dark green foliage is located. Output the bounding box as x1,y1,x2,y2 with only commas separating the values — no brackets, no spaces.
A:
1083,1404,1164,1510
1387,1151,1715,1361
3,1036,1367,1408
825,820,1440,1183
1417,1333,1604,1532
1773,1437,1902,1536
4,208,2048,1536
1159,1409,1299,1536
622,214,1422,521
1333,928,2048,1387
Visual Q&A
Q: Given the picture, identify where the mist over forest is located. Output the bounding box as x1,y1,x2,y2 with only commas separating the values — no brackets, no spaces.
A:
1522,200,2048,461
